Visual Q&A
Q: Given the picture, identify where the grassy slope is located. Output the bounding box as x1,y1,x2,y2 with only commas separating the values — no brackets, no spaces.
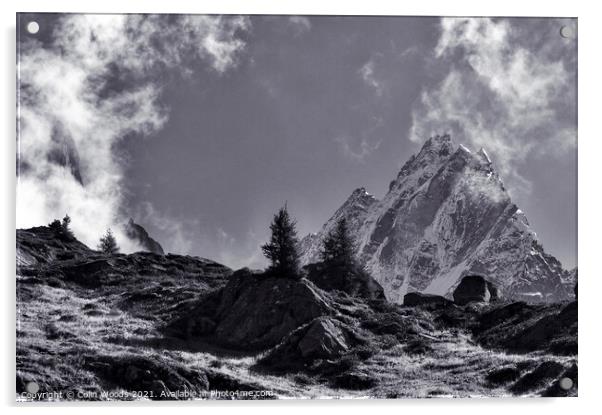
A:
16,227,577,400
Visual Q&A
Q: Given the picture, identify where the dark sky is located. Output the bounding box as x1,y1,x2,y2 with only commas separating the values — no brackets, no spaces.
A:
18,14,577,269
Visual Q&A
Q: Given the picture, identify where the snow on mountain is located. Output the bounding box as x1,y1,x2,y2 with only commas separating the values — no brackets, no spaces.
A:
300,135,575,303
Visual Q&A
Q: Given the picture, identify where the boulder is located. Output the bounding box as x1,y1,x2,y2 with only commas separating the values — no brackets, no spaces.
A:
258,317,360,372
304,262,385,300
213,269,332,350
297,317,350,359
453,275,493,305
509,361,565,395
84,354,209,399
486,281,501,301
403,292,452,307
331,372,377,391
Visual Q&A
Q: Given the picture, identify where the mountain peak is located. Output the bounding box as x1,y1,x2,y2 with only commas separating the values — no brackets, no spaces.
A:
300,134,572,303
424,133,453,148
418,134,454,159
124,219,165,255
477,147,492,164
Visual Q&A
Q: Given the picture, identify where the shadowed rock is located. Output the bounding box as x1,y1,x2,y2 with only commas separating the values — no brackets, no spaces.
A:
212,269,333,350
474,300,577,355
486,367,522,385
84,354,209,400
304,262,385,300
258,317,361,372
486,281,501,301
403,292,452,307
510,361,565,394
453,275,494,305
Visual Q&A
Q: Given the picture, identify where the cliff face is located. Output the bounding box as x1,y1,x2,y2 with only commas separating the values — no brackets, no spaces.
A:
300,135,574,303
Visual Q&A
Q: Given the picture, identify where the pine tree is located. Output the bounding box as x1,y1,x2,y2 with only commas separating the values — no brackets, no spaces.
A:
320,218,357,272
98,229,119,255
48,216,74,241
48,219,63,234
61,214,75,240
261,204,301,277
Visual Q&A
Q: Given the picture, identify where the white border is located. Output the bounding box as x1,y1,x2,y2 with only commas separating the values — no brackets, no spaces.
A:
2,1,600,414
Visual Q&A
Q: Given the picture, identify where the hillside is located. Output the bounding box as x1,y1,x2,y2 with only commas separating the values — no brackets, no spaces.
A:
16,226,577,400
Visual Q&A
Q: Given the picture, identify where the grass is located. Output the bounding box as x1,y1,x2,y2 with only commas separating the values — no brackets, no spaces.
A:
17,262,577,400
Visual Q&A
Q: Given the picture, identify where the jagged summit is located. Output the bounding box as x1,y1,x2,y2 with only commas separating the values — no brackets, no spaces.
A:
477,147,492,164
124,219,165,255
300,135,574,303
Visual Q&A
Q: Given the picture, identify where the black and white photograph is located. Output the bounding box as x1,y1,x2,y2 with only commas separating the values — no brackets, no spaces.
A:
15,13,577,400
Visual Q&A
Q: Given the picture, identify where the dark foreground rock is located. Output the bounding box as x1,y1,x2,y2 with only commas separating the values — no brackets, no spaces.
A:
403,292,452,307
84,354,209,399
509,361,566,395
474,301,577,355
453,275,497,305
304,262,385,300
214,270,333,350
258,317,363,372
166,268,334,351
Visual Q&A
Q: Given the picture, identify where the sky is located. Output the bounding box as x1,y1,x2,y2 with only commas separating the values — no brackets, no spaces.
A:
17,14,577,269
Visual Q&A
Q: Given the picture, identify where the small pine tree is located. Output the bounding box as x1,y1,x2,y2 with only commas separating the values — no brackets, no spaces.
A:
48,215,75,241
261,204,301,277
320,218,357,272
61,214,75,240
98,229,119,255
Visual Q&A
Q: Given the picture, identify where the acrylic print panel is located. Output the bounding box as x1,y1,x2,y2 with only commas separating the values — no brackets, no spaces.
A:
16,13,577,401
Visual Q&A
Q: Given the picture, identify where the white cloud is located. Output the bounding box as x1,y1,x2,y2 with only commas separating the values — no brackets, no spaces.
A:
17,14,249,252
288,16,311,36
335,117,384,162
359,59,384,96
410,18,576,193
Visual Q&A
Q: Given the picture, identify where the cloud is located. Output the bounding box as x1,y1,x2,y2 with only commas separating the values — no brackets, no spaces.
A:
133,202,266,269
409,18,576,194
17,14,250,252
288,16,311,36
335,117,384,162
359,59,384,96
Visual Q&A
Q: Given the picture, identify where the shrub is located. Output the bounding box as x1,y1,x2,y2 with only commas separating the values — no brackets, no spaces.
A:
98,229,119,255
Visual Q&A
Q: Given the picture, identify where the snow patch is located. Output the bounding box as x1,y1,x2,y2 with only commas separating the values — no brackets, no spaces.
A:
459,144,472,153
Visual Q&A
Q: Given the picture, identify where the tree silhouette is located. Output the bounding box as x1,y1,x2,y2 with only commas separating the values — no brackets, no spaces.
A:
48,214,75,241
48,219,63,235
61,214,75,239
320,218,357,272
98,229,119,255
261,204,301,277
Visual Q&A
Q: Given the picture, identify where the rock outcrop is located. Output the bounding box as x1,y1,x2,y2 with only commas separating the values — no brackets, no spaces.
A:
259,317,359,372
212,269,333,350
124,219,165,255
303,262,385,300
404,292,452,307
453,275,493,305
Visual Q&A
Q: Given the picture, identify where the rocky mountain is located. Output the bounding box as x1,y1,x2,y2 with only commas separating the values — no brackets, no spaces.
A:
300,135,575,303
124,219,165,255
